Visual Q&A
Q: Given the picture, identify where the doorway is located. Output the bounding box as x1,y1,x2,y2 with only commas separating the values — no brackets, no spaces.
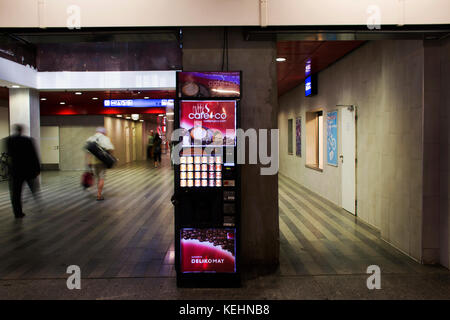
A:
40,126,60,170
125,126,131,163
340,106,356,215
132,126,137,161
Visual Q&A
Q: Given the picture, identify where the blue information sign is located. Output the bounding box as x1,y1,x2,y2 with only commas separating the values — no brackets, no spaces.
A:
305,76,312,96
104,99,174,108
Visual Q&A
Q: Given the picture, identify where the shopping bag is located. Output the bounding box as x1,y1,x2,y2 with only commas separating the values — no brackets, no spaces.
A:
81,171,94,189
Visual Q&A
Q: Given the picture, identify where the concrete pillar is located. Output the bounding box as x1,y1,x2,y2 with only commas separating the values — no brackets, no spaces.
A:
422,38,450,268
9,88,40,151
435,37,450,269
441,37,450,269
182,27,279,273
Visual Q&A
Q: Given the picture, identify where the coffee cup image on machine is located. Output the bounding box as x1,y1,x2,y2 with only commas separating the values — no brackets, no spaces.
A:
187,126,213,145
184,126,227,146
181,81,210,97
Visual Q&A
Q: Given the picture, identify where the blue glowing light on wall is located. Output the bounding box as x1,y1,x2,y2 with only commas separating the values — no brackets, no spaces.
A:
305,76,312,96
104,99,174,107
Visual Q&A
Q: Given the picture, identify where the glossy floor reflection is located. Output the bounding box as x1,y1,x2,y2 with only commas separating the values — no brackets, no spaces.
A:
278,175,439,276
0,161,448,299
0,160,175,280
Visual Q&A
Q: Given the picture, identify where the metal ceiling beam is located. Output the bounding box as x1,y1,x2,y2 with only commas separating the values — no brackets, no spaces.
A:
244,25,450,41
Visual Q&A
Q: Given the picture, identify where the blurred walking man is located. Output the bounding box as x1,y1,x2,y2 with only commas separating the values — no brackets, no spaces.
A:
86,127,115,201
6,124,41,219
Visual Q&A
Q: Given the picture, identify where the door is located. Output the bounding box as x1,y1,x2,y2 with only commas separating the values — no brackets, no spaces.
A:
125,127,130,163
340,106,356,215
132,126,136,161
40,126,60,169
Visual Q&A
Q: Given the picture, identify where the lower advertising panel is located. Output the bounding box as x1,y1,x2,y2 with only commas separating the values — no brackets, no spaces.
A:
180,228,236,273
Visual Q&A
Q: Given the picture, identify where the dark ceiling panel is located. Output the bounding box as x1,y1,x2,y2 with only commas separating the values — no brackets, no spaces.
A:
37,41,182,72
0,35,36,68
277,40,365,95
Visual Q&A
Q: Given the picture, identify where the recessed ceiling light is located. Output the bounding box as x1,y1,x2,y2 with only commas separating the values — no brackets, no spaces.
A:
276,57,286,62
131,114,139,121
144,97,149,99
60,102,66,105
40,98,47,101
11,85,20,88
125,116,131,119
75,92,82,95
116,114,122,118
158,114,164,117
139,120,144,122
92,97,98,100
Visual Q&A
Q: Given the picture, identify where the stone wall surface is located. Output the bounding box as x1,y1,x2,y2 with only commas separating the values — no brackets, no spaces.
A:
278,40,425,262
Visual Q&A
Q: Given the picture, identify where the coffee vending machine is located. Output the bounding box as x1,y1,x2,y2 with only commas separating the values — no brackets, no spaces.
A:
173,71,241,287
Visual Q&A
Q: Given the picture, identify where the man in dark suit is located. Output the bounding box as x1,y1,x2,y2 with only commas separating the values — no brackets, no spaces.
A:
6,124,41,218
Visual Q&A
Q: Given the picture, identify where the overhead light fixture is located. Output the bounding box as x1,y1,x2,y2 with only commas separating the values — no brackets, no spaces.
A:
158,114,164,117
116,114,122,118
276,57,286,62
11,85,20,88
131,114,139,121
75,92,82,95
60,102,66,105
125,116,131,119
139,120,144,122
166,112,174,116
144,97,149,99
92,97,98,100
40,98,47,101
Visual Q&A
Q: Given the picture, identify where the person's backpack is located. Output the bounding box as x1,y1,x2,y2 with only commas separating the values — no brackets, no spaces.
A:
154,138,162,153
85,140,117,168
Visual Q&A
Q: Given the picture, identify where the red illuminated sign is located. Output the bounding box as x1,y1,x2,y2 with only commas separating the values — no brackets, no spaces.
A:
180,228,236,273
180,100,236,146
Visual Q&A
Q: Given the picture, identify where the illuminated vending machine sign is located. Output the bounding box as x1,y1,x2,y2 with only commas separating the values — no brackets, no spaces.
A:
179,100,236,147
178,72,240,98
174,71,241,287
180,228,236,273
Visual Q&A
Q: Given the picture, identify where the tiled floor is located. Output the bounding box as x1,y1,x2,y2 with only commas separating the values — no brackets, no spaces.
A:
278,174,435,276
0,160,175,280
0,160,448,299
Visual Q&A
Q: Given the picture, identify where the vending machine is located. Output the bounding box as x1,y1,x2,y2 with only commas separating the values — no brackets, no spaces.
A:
173,71,241,287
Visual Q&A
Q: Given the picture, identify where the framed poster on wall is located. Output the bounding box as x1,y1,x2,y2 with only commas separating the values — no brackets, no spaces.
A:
288,119,293,155
327,111,338,166
296,117,302,157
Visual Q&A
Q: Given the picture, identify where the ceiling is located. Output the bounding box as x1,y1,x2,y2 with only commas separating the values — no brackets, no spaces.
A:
2,39,366,101
6,29,180,44
39,90,175,104
277,40,365,95
39,90,175,116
